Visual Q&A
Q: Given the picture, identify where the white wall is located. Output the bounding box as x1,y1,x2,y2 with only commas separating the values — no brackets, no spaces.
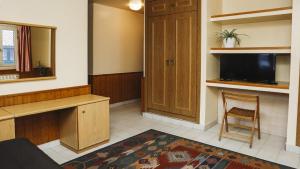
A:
200,0,222,128
287,0,300,149
222,0,292,13
0,0,88,95
91,4,144,75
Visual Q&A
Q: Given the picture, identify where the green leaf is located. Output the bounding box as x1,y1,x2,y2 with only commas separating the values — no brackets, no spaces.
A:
216,29,248,46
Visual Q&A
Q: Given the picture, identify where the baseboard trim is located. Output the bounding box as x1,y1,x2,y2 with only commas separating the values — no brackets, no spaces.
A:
143,112,218,131
143,112,204,130
110,99,140,108
203,120,218,131
38,139,60,150
286,144,300,154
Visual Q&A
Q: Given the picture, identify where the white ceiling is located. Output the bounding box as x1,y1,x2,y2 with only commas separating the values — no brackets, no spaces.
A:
93,0,144,13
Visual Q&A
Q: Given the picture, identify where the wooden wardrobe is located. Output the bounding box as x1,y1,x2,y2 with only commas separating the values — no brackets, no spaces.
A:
145,0,200,122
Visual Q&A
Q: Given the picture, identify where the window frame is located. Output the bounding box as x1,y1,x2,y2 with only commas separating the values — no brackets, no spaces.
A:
0,24,18,70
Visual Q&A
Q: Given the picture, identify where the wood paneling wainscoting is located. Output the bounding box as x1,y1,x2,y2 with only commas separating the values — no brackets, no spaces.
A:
0,85,91,145
89,72,143,104
15,111,60,145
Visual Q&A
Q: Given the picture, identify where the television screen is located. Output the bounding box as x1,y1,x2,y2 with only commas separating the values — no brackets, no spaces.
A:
220,54,276,84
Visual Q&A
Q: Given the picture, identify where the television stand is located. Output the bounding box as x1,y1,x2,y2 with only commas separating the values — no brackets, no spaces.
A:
265,81,278,85
206,79,289,94
221,79,278,85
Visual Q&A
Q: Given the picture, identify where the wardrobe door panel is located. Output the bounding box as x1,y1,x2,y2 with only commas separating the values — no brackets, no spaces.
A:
147,16,172,112
147,0,169,16
170,12,197,117
169,0,198,13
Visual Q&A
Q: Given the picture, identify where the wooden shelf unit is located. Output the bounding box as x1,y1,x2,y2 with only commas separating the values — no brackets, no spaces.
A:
210,47,291,54
210,7,292,24
206,79,289,94
202,0,296,144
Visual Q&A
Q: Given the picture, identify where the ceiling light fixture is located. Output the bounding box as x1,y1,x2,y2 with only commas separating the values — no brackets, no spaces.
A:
129,0,143,11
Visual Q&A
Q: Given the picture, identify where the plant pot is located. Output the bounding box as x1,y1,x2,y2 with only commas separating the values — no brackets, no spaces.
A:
223,38,236,48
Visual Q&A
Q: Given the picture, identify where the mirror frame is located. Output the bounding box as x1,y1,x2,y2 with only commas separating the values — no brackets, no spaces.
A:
0,21,56,83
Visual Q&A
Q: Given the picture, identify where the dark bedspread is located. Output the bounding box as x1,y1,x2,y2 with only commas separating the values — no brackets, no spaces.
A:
0,138,61,169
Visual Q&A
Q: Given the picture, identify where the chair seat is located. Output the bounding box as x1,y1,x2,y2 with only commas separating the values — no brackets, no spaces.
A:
227,107,255,119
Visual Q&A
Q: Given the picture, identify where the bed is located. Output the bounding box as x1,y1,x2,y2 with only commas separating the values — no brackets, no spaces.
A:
0,138,61,169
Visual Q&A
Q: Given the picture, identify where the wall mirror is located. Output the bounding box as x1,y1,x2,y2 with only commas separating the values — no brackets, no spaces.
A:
0,21,56,83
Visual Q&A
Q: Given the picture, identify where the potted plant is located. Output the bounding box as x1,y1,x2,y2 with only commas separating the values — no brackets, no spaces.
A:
218,29,247,48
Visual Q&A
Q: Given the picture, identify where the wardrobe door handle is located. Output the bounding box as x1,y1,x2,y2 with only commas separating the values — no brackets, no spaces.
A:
170,59,175,65
82,110,86,114
166,59,170,65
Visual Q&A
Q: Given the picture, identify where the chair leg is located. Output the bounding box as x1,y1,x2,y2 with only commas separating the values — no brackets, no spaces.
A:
257,115,261,140
225,115,229,132
219,114,226,141
249,120,256,148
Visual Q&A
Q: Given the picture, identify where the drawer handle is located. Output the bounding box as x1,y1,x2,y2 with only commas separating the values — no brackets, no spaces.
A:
82,111,86,114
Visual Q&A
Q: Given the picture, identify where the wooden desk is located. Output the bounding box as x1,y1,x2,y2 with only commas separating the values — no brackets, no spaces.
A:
0,109,14,121
3,95,108,118
0,95,110,153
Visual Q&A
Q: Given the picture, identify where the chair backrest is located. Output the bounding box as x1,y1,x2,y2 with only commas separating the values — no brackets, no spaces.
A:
222,91,259,112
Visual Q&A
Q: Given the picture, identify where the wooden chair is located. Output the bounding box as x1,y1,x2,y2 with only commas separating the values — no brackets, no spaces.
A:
219,91,261,148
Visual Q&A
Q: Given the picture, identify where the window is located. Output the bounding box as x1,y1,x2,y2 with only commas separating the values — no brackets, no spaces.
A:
0,25,18,69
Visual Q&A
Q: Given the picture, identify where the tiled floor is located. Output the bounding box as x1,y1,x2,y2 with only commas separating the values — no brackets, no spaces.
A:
40,102,300,168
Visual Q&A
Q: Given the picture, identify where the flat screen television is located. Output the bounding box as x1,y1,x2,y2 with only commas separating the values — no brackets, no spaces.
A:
220,54,276,84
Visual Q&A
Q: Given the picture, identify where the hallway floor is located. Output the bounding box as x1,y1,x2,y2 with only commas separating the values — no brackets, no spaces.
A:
40,101,300,168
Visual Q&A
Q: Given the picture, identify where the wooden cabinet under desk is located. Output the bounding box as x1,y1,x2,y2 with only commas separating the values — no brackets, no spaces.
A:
1,95,110,153
0,109,15,141
60,101,109,152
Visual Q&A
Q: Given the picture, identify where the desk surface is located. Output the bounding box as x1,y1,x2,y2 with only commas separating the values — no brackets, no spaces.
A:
0,109,14,121
2,95,110,118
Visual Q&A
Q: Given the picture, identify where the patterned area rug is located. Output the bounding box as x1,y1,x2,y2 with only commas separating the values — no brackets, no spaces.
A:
62,130,294,169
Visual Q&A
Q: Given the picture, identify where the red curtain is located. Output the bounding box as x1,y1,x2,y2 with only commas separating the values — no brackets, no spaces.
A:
17,26,32,72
